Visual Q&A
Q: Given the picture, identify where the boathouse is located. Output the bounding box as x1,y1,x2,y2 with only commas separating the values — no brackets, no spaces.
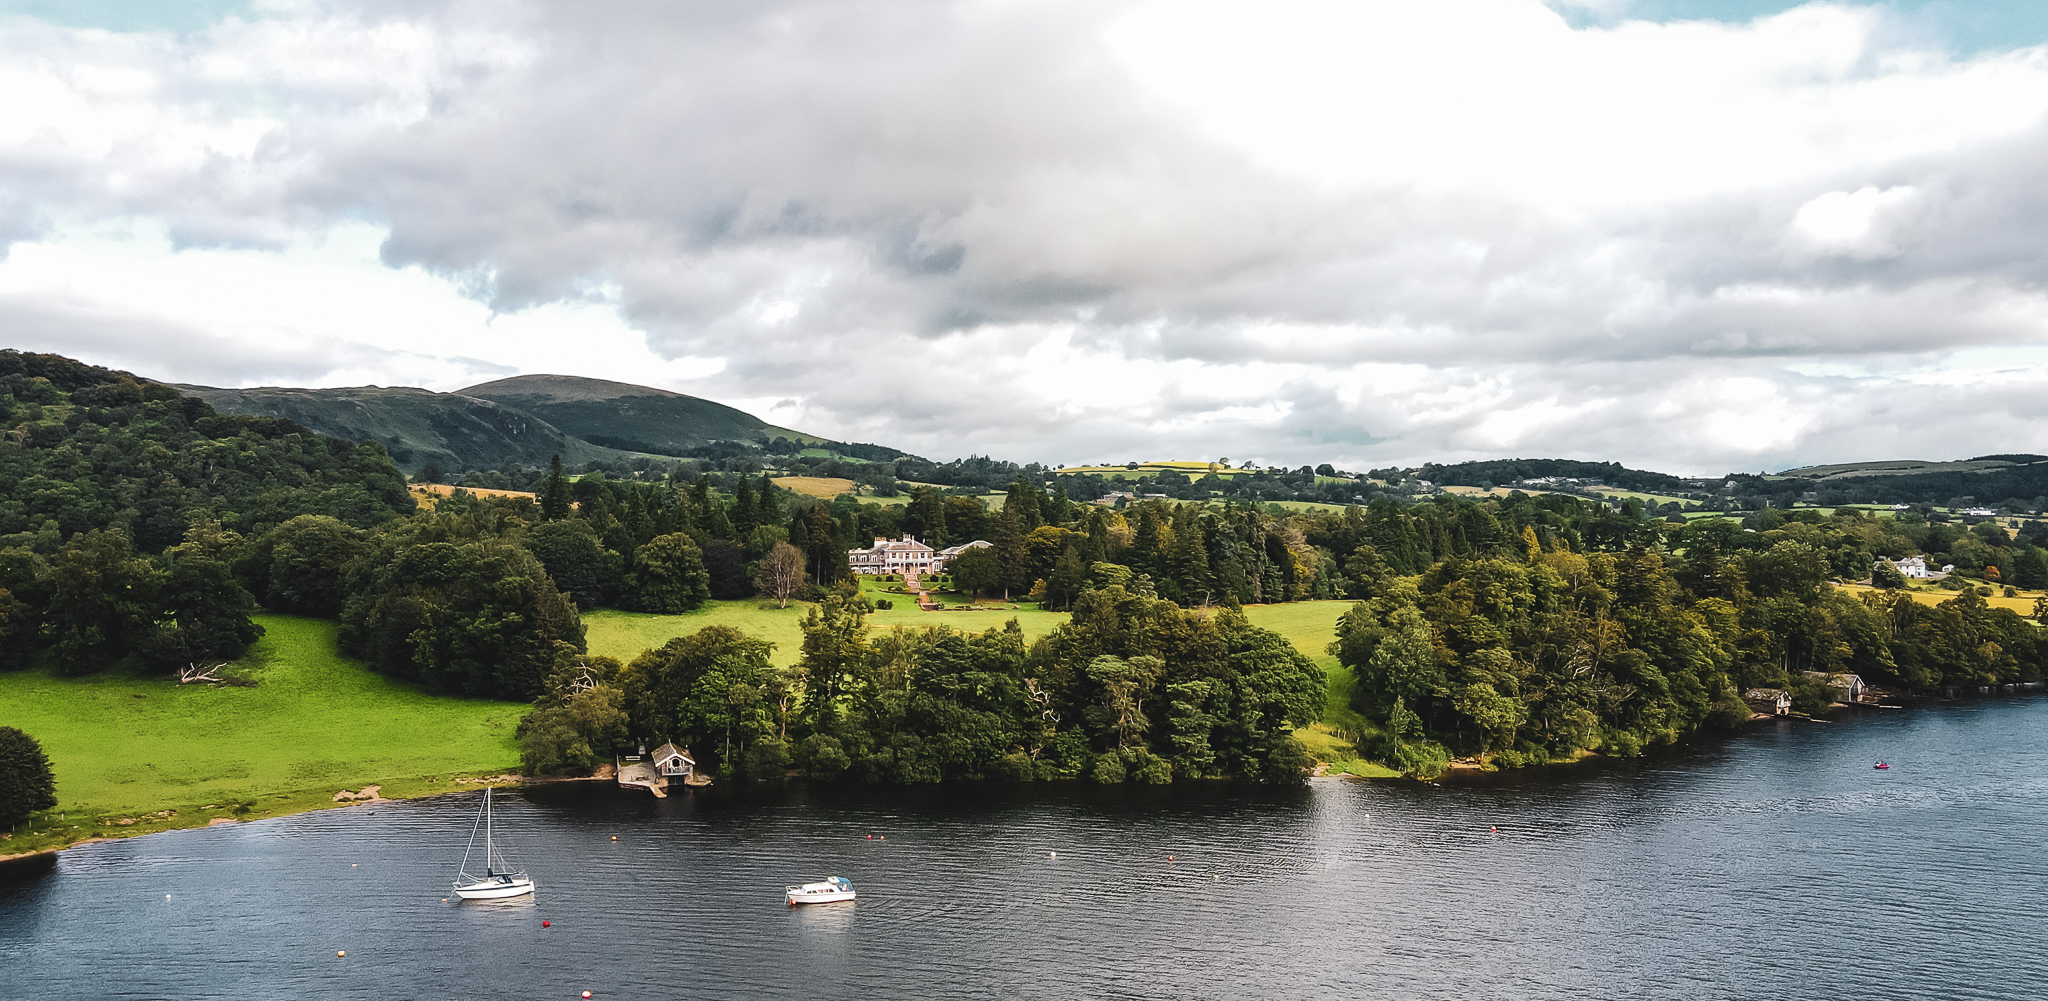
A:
1744,688,1791,715
650,742,695,780
1801,672,1867,703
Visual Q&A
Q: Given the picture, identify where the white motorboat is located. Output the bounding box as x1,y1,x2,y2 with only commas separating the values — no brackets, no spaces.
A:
786,876,856,905
452,787,535,901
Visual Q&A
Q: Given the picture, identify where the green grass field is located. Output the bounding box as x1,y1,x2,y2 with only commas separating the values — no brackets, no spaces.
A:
0,615,524,853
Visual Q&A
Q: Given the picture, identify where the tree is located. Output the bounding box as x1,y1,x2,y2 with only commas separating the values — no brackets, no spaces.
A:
415,462,448,485
701,539,752,598
755,541,807,608
949,545,1001,598
340,539,584,699
541,454,572,521
242,515,369,615
529,519,624,609
627,533,712,613
994,505,1029,599
1871,561,1908,589
43,530,159,672
517,684,629,775
143,528,263,671
0,726,57,830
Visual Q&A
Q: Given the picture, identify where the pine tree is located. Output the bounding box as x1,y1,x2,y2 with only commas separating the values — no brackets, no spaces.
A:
0,726,58,829
541,455,571,521
995,505,1029,600
756,473,780,528
1167,505,1213,602
732,477,758,538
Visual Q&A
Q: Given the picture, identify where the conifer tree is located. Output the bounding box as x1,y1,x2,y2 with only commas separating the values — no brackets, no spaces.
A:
732,477,758,537
0,726,57,830
541,455,571,521
995,505,1029,599
756,473,780,527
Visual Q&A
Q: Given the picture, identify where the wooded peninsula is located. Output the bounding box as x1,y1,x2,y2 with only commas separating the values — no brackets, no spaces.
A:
3,349,2045,850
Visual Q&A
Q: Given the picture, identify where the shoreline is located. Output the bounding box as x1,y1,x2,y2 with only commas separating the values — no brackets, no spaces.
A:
0,772,557,864
10,689,2041,861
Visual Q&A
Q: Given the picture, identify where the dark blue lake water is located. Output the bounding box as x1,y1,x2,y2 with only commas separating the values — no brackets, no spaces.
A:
4,698,2044,1000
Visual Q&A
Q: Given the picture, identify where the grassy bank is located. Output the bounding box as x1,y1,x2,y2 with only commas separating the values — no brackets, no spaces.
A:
0,615,524,855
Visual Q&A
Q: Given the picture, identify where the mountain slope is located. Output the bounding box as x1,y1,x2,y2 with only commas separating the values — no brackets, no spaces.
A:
181,384,631,473
457,374,816,455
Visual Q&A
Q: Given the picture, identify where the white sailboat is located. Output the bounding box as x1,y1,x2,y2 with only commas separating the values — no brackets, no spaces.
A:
452,787,535,900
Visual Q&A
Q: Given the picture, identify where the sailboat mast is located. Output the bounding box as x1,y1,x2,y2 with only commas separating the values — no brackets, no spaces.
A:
484,787,494,875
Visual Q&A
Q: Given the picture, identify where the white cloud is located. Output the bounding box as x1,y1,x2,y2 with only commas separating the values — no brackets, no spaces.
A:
1790,184,1924,258
3,0,2048,472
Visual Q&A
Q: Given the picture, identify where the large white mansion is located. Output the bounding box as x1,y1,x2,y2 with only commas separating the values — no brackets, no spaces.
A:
848,535,992,575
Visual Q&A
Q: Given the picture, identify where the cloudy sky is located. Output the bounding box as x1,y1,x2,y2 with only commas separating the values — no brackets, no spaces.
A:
5,0,2048,474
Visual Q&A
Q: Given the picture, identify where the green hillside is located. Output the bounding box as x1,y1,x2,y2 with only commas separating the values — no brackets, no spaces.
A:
182,384,631,473
458,374,817,455
1778,457,2048,480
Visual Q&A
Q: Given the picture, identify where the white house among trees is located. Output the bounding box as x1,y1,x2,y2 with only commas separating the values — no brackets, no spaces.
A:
848,535,992,575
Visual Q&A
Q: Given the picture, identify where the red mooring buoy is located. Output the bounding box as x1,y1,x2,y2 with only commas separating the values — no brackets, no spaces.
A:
542,920,551,928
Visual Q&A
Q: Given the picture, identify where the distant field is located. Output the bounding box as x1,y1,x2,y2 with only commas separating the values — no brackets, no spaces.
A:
772,475,858,498
410,484,538,507
1835,583,2043,615
1057,461,1250,479
0,616,523,841
584,594,1355,673
1779,458,2030,480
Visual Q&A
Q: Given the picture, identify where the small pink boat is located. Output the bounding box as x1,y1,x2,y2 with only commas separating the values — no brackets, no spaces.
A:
1873,762,1890,770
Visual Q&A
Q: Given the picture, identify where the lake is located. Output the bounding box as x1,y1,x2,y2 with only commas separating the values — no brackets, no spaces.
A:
4,697,2044,1000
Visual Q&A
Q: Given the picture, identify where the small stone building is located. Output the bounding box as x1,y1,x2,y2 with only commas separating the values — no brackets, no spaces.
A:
1744,688,1792,715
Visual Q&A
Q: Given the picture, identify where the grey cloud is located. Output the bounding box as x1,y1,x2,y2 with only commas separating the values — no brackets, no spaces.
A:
9,1,2048,472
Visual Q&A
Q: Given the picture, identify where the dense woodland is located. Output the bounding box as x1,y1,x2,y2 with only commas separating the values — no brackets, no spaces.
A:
3,350,2046,788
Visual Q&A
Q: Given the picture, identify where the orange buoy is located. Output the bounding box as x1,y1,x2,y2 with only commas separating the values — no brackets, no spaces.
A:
610,836,618,842
1168,855,1175,862
336,951,346,958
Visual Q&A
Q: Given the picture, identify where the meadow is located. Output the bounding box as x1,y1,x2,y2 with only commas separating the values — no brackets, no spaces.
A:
1833,582,2043,615
4,595,1383,854
0,615,524,852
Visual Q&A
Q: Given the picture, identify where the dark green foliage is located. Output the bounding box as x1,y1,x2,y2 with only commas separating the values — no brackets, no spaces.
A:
0,352,414,552
541,455,572,521
240,515,370,616
949,545,1001,597
619,625,777,774
0,726,57,827
518,683,629,775
142,526,263,670
529,519,623,609
340,539,584,699
42,530,160,672
627,534,712,613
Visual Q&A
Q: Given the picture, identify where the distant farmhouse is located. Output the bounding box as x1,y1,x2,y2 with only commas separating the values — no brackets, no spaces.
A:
1874,556,1952,580
848,535,992,575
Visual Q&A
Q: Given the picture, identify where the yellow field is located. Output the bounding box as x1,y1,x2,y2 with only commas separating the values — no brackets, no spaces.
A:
771,475,859,498
409,484,537,510
1056,461,1251,479
1835,582,2043,615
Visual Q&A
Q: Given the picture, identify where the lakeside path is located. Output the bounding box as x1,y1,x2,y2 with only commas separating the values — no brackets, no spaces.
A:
4,599,1376,858
0,614,524,858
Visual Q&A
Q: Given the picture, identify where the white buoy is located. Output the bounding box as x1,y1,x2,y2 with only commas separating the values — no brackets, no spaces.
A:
165,894,172,899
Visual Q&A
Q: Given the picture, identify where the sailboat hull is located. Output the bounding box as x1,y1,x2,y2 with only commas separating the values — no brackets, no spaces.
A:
453,877,535,900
